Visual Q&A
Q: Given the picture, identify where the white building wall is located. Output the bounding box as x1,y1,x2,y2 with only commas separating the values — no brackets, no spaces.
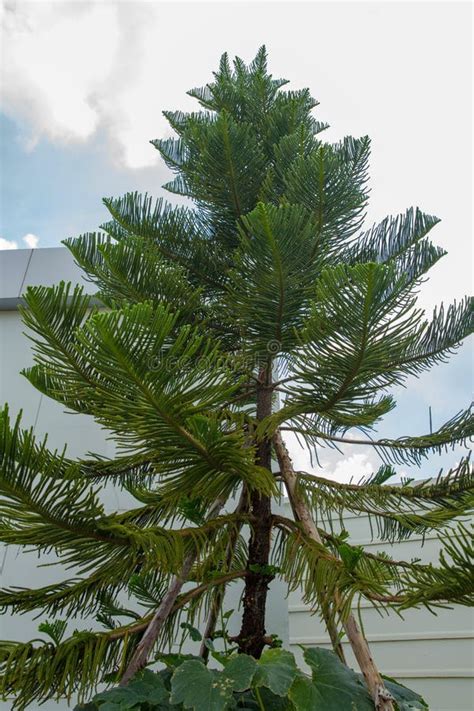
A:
0,248,473,710
286,505,474,711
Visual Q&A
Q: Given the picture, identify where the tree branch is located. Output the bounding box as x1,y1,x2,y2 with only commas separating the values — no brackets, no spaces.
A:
273,430,395,711
199,488,249,660
119,496,226,685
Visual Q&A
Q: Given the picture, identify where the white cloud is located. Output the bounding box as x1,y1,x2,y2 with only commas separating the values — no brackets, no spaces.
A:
22,233,39,248
324,453,374,485
0,237,18,250
281,431,385,485
0,234,40,249
1,2,120,146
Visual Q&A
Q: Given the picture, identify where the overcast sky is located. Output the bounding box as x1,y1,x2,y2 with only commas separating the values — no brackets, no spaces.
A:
0,0,472,482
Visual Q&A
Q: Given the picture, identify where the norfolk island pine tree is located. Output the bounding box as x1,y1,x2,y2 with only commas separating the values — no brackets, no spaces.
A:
0,47,472,710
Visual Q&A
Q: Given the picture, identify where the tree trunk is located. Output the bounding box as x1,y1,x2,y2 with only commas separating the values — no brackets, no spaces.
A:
273,430,395,711
120,497,225,685
235,372,274,658
236,489,272,657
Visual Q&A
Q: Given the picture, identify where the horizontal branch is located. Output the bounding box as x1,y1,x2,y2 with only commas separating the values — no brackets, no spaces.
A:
272,514,419,571
109,569,247,641
297,465,472,501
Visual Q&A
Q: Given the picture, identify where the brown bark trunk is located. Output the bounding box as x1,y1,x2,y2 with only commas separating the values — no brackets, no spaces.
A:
235,372,274,658
119,497,225,685
235,489,272,657
273,431,394,711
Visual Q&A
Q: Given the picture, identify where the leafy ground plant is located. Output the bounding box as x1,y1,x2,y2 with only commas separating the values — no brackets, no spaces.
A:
75,648,428,711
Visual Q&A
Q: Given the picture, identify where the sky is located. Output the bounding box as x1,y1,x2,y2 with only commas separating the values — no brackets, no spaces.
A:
0,0,472,482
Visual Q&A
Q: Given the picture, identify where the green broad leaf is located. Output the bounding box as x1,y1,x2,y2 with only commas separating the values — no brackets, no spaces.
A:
94,669,169,708
233,689,260,709
383,675,429,710
99,703,129,711
211,651,232,667
223,654,257,689
130,669,170,704
253,648,298,697
171,660,232,710
288,648,373,710
289,675,324,710
256,687,295,709
93,688,143,708
181,621,203,641
158,652,201,668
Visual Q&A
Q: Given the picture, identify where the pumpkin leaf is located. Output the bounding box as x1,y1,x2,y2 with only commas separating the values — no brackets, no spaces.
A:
289,648,373,710
253,648,298,697
93,669,169,709
382,675,429,710
181,621,203,641
171,655,256,711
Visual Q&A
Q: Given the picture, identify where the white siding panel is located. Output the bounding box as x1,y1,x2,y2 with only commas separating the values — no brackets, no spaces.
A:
287,507,474,711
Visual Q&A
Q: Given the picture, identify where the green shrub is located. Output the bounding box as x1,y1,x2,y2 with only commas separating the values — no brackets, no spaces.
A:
76,647,428,711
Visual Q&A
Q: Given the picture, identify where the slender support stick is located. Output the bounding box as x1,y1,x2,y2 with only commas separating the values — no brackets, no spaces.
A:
120,497,225,685
199,488,249,660
273,431,394,711
199,580,225,662
320,596,347,665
